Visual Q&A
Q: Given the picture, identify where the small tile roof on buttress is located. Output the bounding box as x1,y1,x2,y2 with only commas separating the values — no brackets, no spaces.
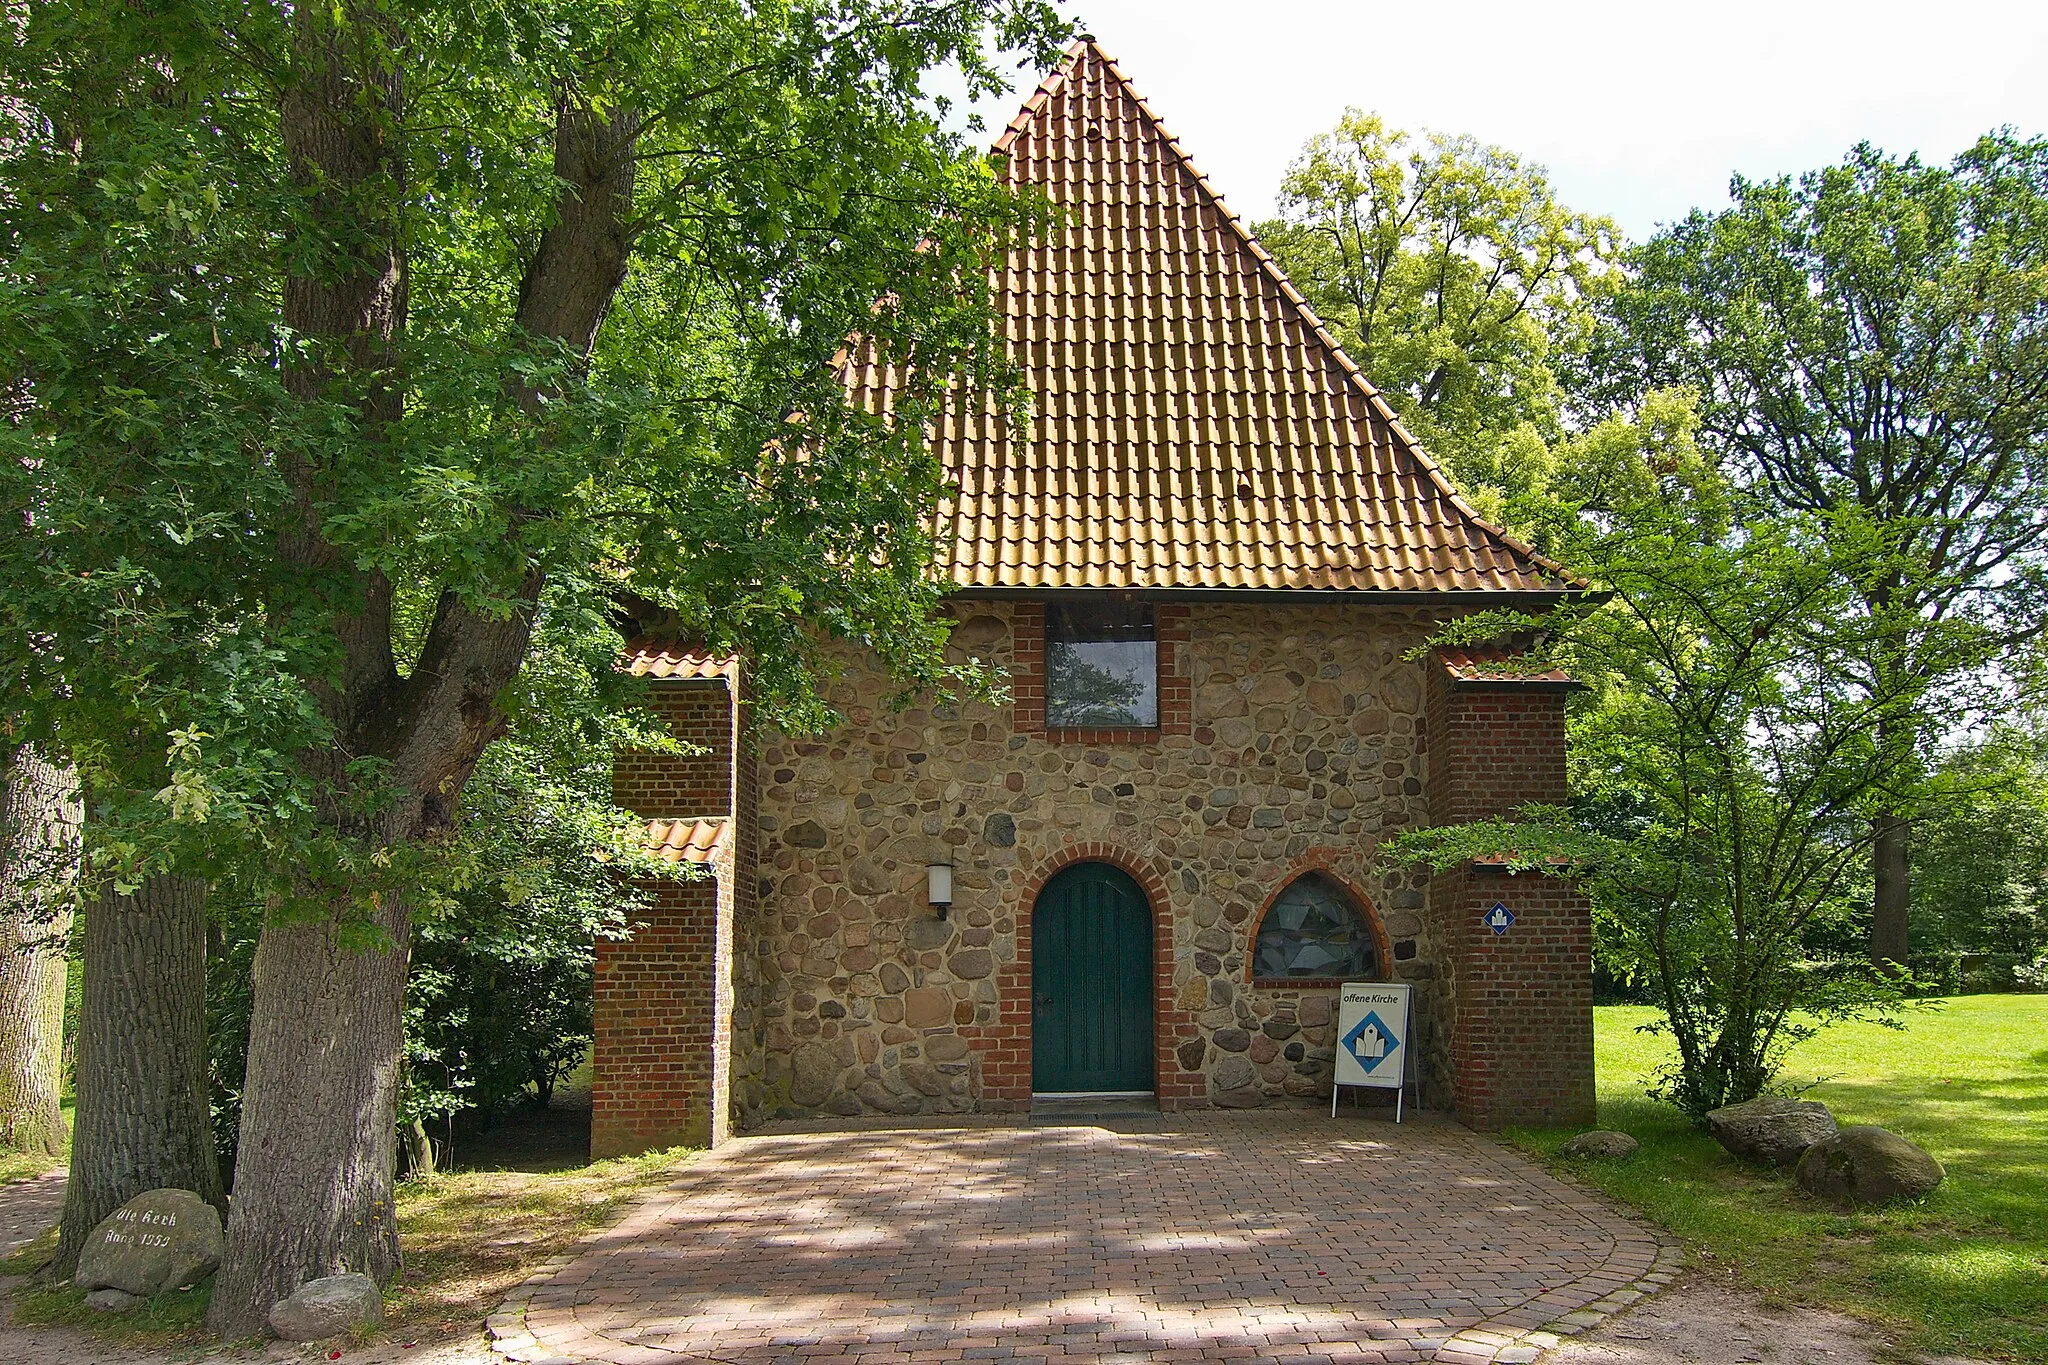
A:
1437,645,1577,686
619,640,740,682
642,817,729,866
839,39,1575,597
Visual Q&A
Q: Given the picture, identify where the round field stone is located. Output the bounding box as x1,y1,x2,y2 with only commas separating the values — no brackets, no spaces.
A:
1706,1096,1838,1166
266,1271,383,1341
1559,1130,1640,1159
1212,1054,1255,1091
1795,1125,1944,1205
789,1042,839,1106
75,1188,223,1299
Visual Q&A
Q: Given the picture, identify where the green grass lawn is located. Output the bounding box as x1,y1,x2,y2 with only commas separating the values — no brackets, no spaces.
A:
1513,994,2048,1363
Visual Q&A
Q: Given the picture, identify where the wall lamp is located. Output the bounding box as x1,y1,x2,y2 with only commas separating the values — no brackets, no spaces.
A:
926,862,954,919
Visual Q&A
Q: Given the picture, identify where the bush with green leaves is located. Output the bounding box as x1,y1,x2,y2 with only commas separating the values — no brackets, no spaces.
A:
1383,403,1934,1117
1910,731,2048,991
207,609,679,1174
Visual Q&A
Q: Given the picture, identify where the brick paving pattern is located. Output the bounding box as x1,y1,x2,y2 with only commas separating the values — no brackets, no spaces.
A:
491,1111,1678,1365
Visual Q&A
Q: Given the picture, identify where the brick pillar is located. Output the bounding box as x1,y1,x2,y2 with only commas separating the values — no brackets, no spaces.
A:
593,669,743,1156
1425,653,1596,1131
592,874,728,1155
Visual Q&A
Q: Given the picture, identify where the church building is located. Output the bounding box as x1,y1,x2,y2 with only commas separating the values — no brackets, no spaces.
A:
590,40,1596,1155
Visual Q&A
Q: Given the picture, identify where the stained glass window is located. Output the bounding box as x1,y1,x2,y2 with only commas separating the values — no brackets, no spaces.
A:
1252,873,1379,981
1046,601,1157,728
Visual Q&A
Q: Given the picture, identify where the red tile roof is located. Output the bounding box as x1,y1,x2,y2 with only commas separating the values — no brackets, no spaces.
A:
642,818,729,866
620,640,738,682
1436,645,1576,686
840,40,1576,597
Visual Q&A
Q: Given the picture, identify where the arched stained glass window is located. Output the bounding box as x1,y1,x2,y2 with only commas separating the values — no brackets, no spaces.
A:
1252,873,1379,982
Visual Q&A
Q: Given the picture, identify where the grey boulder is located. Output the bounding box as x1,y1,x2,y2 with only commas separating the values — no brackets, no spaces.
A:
1560,1129,1640,1159
1795,1126,1944,1205
1706,1096,1838,1166
75,1188,223,1298
84,1288,146,1312
854,1080,923,1115
266,1272,384,1341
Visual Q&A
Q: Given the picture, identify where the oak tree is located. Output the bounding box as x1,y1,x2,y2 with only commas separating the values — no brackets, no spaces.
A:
0,746,76,1161
1256,110,1619,530
1,0,1068,1334
1593,136,2048,966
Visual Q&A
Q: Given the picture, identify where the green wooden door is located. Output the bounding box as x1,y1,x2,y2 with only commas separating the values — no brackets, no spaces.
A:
1031,863,1154,1093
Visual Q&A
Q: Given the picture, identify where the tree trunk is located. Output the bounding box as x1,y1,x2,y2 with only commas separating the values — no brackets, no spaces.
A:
201,6,636,1338
1871,813,1912,969
53,873,220,1279
401,1117,436,1178
1869,700,1916,970
0,747,80,1158
205,884,411,1338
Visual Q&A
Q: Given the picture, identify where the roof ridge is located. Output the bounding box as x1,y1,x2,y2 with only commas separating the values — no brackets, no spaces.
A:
1061,41,1577,589
990,37,1083,156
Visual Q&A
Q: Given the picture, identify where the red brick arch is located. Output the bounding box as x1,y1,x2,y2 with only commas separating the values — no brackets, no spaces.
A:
1241,850,1394,988
1014,840,1174,910
960,841,1202,1108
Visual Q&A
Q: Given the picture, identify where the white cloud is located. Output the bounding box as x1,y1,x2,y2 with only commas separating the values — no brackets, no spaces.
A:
958,0,2048,239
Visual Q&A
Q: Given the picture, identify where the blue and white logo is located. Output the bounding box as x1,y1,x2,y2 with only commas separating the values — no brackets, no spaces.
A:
1484,902,1516,935
1341,1010,1399,1073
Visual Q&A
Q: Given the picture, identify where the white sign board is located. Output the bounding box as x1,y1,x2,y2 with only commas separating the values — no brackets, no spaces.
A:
1332,982,1413,1121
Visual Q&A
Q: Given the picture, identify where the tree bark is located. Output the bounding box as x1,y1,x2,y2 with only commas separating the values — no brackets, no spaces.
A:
207,876,411,1332
400,1117,437,1178
53,873,220,1279
0,746,79,1159
1871,813,1912,969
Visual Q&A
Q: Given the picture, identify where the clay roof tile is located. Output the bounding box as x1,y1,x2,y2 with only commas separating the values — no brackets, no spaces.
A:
848,40,1578,597
642,818,729,866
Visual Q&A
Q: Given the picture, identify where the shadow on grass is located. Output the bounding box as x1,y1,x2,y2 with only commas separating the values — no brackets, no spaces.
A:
0,1108,687,1353
1514,1076,2048,1363
384,1133,693,1342
1808,1073,2048,1239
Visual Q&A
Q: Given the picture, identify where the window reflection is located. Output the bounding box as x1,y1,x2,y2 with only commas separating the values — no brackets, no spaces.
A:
1046,601,1157,728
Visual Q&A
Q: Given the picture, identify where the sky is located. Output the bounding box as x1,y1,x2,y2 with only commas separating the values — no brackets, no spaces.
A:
952,0,2048,241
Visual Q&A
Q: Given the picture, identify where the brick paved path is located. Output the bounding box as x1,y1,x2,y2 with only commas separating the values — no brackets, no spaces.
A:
491,1112,1679,1365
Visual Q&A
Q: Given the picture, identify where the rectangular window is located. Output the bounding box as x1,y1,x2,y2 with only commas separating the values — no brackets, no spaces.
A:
1046,601,1157,729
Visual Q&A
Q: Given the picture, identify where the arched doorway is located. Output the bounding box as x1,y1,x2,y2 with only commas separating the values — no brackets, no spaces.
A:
1031,862,1154,1094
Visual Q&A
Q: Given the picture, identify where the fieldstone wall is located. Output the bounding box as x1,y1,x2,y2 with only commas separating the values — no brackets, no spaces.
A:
740,600,1443,1122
